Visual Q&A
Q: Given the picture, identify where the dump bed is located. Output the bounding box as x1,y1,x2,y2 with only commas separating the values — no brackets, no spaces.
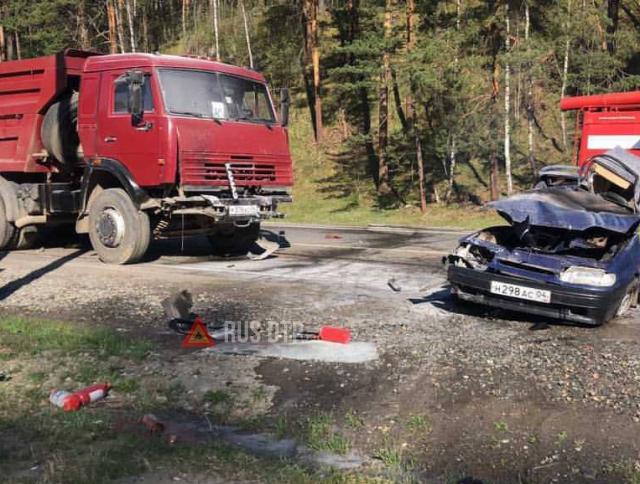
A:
0,50,93,173
561,91,640,166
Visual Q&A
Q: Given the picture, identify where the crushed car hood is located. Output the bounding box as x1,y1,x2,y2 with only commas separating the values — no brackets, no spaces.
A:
489,187,640,234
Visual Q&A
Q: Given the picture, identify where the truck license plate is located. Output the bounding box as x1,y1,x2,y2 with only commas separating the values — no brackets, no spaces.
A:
228,205,259,217
490,281,551,304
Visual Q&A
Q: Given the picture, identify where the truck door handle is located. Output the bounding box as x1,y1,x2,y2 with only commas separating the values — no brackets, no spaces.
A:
104,136,117,143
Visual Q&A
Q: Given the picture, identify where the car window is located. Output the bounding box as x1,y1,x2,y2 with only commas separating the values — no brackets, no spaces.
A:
113,75,154,114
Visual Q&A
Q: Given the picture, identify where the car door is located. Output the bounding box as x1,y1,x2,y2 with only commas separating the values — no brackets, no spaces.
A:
96,69,161,187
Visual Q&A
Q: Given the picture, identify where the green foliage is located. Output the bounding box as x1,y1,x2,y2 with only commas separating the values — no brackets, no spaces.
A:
3,0,640,211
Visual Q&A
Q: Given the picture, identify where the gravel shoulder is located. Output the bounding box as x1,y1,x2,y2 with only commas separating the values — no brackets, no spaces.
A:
1,236,640,482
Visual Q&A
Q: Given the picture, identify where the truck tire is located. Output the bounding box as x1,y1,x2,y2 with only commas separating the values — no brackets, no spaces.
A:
207,222,260,256
0,198,15,250
41,92,80,165
88,188,150,264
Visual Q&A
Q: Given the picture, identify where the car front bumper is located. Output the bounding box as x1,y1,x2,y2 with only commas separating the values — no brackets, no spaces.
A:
447,265,626,325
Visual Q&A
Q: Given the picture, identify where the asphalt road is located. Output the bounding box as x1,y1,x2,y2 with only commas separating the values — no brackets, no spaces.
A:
2,223,463,295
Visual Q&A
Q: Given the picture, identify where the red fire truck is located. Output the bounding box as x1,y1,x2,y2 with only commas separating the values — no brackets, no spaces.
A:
561,91,640,166
0,49,293,264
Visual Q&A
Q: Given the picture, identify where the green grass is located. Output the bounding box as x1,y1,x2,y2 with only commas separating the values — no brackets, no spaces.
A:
305,413,350,455
203,389,233,405
279,110,502,230
0,316,152,360
406,414,431,433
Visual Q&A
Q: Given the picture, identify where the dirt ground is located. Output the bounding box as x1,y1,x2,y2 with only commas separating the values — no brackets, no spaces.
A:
1,225,640,483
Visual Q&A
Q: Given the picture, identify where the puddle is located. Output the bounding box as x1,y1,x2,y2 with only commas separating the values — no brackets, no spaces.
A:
203,341,379,363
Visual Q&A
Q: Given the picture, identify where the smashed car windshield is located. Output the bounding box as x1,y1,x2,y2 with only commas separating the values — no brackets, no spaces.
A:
157,68,275,123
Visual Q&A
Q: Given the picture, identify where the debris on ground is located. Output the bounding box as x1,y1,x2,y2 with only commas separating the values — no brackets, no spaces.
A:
0,371,11,382
162,290,200,334
247,237,280,261
324,233,343,239
387,278,402,292
162,289,194,320
530,322,551,331
49,383,111,412
296,326,352,344
141,414,165,433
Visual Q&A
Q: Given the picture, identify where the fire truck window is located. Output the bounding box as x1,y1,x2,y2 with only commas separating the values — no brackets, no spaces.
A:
113,76,154,114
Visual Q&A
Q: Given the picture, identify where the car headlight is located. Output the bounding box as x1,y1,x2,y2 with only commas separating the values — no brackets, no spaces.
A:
559,267,616,287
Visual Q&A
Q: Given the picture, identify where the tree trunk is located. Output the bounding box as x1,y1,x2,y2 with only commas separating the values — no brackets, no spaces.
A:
14,30,20,60
490,154,499,200
115,0,126,53
377,0,393,195
0,24,5,62
560,1,572,152
447,0,462,200
210,0,220,61
524,1,536,176
182,0,188,41
77,0,91,50
240,0,253,69
405,0,426,212
504,1,513,195
107,1,118,54
606,0,620,54
405,0,415,120
304,0,323,142
142,7,149,52
125,0,136,53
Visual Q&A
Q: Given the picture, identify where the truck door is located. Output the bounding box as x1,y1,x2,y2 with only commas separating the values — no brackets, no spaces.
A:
96,70,161,187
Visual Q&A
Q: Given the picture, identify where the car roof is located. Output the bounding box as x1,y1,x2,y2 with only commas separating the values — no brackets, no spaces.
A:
83,53,265,82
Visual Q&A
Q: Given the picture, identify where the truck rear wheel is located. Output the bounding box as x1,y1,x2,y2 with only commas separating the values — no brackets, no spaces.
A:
88,188,150,264
207,222,260,256
0,198,15,250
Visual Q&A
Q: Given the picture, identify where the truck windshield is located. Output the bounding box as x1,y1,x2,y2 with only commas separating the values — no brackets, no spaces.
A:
157,68,275,123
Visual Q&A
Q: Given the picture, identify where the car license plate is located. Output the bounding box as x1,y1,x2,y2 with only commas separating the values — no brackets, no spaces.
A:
490,281,551,304
228,205,258,217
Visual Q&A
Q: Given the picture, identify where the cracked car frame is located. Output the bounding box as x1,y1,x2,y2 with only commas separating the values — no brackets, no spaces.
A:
446,147,640,326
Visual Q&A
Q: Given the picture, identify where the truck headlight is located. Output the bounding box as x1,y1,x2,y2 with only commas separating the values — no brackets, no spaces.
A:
559,267,616,287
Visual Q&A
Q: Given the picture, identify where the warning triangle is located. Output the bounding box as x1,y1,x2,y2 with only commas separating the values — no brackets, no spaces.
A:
182,317,215,348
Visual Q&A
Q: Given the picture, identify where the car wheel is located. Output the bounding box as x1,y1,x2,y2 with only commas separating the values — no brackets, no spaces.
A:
616,281,639,317
88,188,150,264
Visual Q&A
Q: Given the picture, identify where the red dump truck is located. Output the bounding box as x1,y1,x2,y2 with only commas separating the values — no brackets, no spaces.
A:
561,91,640,166
0,49,293,264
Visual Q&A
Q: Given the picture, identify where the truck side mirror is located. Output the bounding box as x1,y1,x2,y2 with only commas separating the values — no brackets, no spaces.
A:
128,70,145,126
280,87,290,128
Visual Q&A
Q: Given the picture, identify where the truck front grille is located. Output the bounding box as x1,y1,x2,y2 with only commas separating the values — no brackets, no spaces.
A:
181,152,291,187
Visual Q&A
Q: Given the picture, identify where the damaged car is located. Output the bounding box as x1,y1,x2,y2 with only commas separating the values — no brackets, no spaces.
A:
446,147,640,326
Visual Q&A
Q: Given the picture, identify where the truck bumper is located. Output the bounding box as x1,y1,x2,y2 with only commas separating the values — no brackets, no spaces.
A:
447,265,624,326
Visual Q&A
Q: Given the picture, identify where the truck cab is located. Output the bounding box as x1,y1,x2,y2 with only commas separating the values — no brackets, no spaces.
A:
0,50,293,264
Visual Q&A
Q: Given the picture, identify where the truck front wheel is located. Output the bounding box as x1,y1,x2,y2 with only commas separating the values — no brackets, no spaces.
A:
88,188,150,264
207,222,260,256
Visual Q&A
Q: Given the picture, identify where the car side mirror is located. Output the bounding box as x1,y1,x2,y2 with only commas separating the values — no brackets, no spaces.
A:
128,70,145,126
280,87,290,128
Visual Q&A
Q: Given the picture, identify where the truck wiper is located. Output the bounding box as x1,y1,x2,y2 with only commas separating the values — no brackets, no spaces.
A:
171,110,205,118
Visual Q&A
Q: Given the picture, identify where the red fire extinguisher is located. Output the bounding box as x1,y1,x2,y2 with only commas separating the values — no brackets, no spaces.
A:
50,383,111,412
